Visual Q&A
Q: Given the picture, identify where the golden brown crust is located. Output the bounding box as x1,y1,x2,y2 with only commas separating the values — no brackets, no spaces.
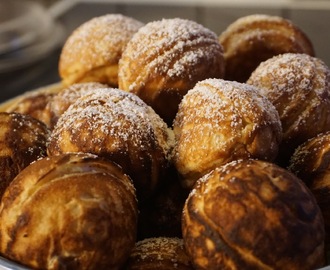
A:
0,153,138,270
182,159,325,270
6,91,55,128
47,88,175,201
125,237,193,269
0,83,63,113
247,53,330,165
0,112,49,199
173,78,282,189
288,131,330,247
219,14,315,83
47,82,107,128
288,131,330,186
118,18,225,125
59,14,144,87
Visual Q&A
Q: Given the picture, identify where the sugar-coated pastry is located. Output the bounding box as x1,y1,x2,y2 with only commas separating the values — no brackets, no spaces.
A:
0,153,138,270
173,78,282,189
59,14,144,87
47,82,107,128
125,237,193,269
47,88,174,201
182,159,325,270
288,131,330,248
0,112,49,199
118,18,225,125
247,53,330,165
219,14,315,83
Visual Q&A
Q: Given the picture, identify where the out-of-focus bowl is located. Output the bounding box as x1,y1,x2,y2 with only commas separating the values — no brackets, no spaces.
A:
0,0,64,73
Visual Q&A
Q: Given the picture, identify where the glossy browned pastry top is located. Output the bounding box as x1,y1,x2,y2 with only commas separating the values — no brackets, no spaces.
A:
219,14,315,82
289,131,330,248
289,131,330,186
5,91,55,128
182,159,325,270
59,14,144,87
0,153,138,270
0,112,49,199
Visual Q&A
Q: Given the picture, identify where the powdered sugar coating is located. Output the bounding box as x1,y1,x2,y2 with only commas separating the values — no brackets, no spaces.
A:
118,18,225,124
173,78,282,188
247,53,330,152
48,82,107,128
127,237,192,268
121,18,222,84
219,14,315,82
50,88,172,152
59,14,144,85
221,14,305,38
48,88,174,199
133,237,185,259
249,53,328,98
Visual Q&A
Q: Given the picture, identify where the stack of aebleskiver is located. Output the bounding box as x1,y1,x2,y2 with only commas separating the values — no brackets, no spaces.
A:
0,12,328,270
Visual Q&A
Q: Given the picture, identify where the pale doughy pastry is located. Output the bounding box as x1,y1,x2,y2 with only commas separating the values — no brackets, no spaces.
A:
0,153,138,270
219,14,315,82
47,88,174,201
182,159,325,270
173,78,282,189
247,53,330,165
0,112,49,199
125,237,193,269
59,14,144,87
118,18,225,125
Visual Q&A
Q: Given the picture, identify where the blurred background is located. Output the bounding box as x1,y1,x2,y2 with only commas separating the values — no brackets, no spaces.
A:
1,0,329,101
